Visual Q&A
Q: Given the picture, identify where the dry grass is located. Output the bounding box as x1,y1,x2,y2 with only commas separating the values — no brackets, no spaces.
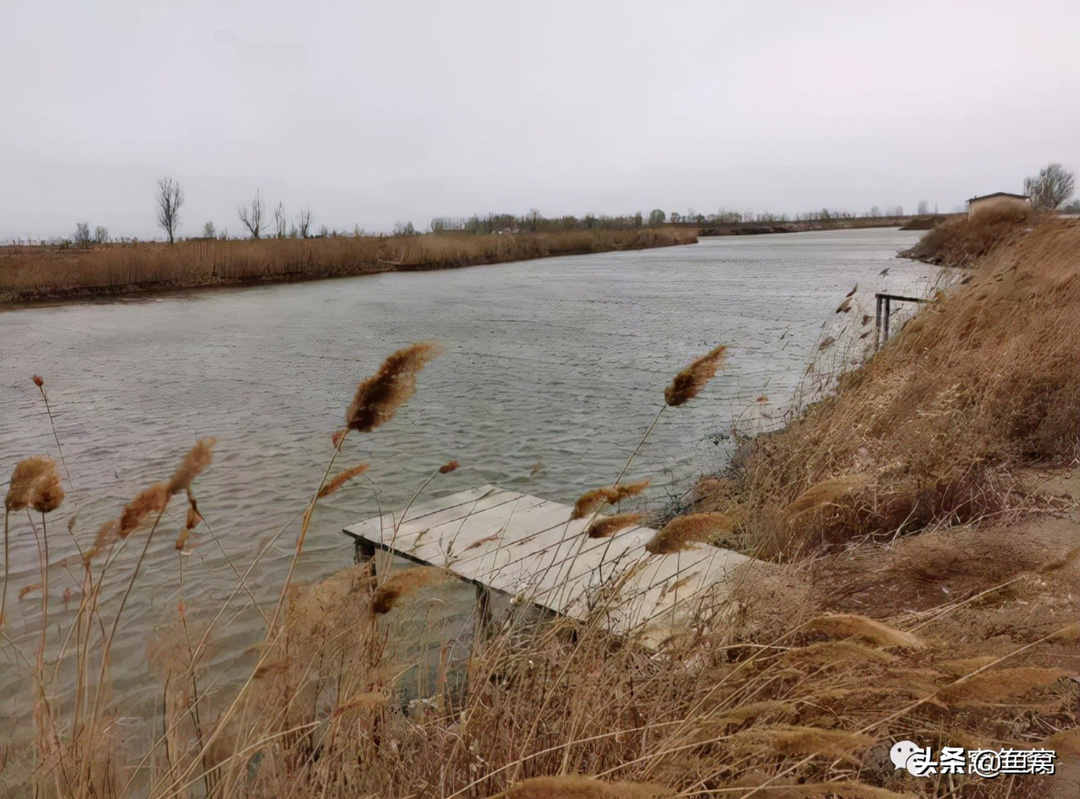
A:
502,776,674,798
0,220,1076,799
705,217,1080,559
900,204,1032,267
0,228,697,305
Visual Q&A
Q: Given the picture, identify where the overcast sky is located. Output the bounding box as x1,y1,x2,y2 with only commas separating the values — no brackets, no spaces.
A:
2,0,1078,239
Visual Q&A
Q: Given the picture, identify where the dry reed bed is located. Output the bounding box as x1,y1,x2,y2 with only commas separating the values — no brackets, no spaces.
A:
0,229,697,304
1,220,1077,799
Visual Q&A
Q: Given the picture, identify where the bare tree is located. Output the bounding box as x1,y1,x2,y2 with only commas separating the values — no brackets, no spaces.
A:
273,201,287,238
94,225,110,244
73,222,92,248
203,221,216,238
1025,163,1076,211
156,177,184,243
238,190,263,239
296,206,312,238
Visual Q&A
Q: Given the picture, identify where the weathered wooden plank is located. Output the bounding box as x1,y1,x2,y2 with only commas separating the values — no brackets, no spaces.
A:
613,547,750,636
342,485,753,647
406,494,552,566
343,485,515,551
449,501,586,583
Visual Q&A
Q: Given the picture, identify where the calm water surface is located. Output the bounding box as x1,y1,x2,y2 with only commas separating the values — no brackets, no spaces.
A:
0,228,931,730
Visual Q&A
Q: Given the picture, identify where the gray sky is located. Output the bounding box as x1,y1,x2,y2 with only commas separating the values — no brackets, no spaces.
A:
2,0,1078,240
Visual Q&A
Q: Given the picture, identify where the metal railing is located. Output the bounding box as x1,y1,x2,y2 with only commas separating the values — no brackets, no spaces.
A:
875,293,927,351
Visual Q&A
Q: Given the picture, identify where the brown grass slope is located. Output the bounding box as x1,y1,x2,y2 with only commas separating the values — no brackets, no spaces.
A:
900,204,1032,268
0,228,696,305
707,216,1080,558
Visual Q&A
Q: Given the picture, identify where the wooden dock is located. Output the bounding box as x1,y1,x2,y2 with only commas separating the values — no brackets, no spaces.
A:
343,485,751,648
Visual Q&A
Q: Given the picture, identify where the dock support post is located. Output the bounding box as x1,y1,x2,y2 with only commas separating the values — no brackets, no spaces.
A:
883,295,891,342
354,538,377,574
475,584,493,638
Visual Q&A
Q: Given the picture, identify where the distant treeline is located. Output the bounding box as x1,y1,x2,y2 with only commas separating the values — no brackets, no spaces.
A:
428,206,920,235
430,211,650,234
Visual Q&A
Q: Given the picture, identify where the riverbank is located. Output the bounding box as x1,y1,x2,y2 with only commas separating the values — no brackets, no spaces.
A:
692,214,1079,795
701,213,1079,556
0,227,697,307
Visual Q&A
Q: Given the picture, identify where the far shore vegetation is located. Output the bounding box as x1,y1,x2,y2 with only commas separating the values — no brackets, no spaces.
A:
0,228,697,306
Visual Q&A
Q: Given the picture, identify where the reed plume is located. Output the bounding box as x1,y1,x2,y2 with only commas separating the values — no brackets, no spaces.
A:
253,659,293,679
664,345,727,406
932,655,999,677
167,437,217,494
784,476,868,519
645,512,731,554
85,520,119,565
1040,728,1080,755
572,488,611,520
318,464,370,498
751,725,873,765
808,614,925,649
586,512,641,539
708,700,796,728
118,482,170,538
331,692,389,717
939,666,1068,705
81,480,172,563
5,456,64,513
571,478,650,520
346,342,440,433
1047,622,1080,643
784,640,897,666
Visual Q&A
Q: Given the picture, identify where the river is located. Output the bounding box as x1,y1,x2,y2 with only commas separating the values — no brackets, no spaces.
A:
0,228,932,732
